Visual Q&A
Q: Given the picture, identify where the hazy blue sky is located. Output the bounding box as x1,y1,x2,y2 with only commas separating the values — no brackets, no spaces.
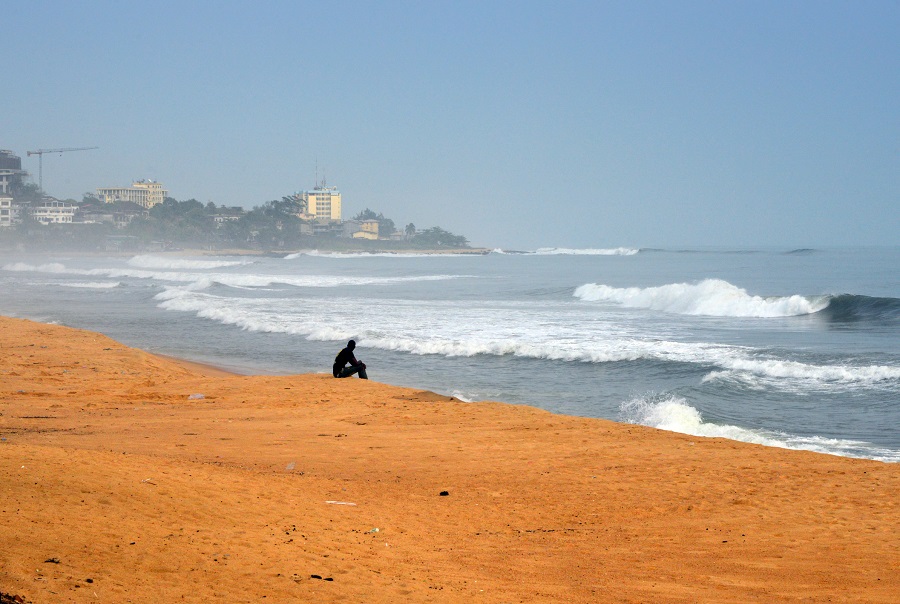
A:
4,1,897,249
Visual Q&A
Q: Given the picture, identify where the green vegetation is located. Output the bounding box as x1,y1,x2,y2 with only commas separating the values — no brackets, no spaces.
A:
0,194,472,253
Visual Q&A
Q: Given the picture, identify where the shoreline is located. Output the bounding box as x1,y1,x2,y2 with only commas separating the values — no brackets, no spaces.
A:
1,316,898,602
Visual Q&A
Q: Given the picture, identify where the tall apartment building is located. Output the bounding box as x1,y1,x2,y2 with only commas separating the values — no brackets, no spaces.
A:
301,184,341,222
0,150,25,196
97,179,167,209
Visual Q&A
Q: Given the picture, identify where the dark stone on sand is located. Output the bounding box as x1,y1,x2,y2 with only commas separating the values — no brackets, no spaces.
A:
440,491,449,496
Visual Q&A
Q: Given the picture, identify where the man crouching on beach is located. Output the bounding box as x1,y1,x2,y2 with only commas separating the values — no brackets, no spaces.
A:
333,340,368,379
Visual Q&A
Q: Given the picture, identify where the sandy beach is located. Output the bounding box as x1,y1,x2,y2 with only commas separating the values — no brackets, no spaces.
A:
1,316,897,603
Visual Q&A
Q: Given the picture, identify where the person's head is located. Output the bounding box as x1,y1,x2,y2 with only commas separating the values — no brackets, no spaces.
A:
347,339,356,350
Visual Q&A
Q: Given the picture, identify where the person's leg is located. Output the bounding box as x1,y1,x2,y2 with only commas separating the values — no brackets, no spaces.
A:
339,365,361,378
357,367,368,379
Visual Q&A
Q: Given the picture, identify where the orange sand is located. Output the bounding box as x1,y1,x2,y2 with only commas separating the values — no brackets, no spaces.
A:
0,316,897,602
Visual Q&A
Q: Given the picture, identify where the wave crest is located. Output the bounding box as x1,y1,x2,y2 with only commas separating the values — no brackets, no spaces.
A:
57,282,122,289
127,255,255,270
574,279,828,317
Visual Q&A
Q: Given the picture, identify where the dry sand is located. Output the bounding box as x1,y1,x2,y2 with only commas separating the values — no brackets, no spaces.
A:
0,316,897,603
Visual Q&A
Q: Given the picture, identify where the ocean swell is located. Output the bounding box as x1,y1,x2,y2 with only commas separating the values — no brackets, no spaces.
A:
818,294,900,324
534,247,640,256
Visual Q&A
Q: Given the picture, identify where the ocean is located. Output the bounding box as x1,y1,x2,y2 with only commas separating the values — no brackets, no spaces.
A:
2,246,898,462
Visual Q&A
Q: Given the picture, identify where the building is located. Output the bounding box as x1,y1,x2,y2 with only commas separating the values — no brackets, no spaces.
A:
0,196,13,227
212,207,245,228
97,179,168,209
300,182,341,222
32,198,77,225
0,150,25,196
352,219,379,240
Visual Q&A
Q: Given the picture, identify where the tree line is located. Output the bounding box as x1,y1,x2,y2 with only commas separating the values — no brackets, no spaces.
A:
0,193,470,252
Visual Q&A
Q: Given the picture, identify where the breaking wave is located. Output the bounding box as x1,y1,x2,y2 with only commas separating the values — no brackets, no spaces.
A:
1,261,465,289
56,281,122,289
153,288,899,391
702,358,900,390
574,279,900,323
3,262,72,274
620,394,900,462
127,255,255,269
574,279,829,317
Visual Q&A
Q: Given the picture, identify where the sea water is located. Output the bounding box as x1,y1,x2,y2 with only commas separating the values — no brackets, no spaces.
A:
1,247,898,462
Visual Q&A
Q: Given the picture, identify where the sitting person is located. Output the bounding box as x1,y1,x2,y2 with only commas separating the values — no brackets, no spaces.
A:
333,339,368,379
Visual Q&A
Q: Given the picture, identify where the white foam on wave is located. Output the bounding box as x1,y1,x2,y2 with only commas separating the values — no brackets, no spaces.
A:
57,281,122,289
620,394,900,462
152,286,898,391
703,358,900,390
153,288,352,341
534,247,639,256
3,262,72,274
574,279,829,318
450,391,476,403
2,261,464,289
127,255,254,270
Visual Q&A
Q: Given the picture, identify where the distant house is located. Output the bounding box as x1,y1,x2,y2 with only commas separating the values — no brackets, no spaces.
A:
32,198,77,225
73,207,115,225
352,219,379,240
212,207,244,228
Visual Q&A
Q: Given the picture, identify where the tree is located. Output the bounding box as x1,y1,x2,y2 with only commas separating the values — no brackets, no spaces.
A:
405,223,416,238
412,227,469,248
353,208,379,221
12,183,42,203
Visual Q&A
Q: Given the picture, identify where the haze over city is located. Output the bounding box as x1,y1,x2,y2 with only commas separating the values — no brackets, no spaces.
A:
4,1,897,249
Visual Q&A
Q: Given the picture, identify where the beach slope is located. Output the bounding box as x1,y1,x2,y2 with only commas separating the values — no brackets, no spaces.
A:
0,317,897,602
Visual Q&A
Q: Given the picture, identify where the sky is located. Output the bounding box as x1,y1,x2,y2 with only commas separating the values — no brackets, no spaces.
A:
3,1,897,249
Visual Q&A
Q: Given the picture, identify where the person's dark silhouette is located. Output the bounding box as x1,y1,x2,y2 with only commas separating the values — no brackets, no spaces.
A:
333,340,368,379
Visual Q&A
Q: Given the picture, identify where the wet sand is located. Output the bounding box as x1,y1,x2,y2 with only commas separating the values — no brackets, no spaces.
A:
1,316,897,602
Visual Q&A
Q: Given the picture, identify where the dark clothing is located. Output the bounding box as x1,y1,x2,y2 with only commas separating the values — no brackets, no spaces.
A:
333,346,368,379
337,364,367,379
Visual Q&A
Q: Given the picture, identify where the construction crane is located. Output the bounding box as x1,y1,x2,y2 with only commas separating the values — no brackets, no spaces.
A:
26,147,99,192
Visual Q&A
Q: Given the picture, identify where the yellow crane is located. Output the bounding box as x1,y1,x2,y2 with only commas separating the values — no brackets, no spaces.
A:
26,146,99,192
